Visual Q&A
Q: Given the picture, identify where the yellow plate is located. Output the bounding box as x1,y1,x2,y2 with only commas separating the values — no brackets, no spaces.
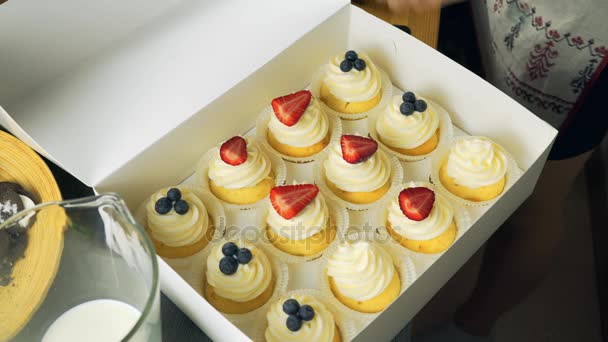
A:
0,130,64,341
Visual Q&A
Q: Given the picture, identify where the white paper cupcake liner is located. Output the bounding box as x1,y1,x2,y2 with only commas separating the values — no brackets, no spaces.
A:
134,184,226,275
255,104,342,164
374,181,472,268
185,240,289,326
310,66,393,121
429,136,522,207
251,288,357,342
369,99,454,162
259,198,349,264
313,148,404,211
195,141,287,211
318,235,416,325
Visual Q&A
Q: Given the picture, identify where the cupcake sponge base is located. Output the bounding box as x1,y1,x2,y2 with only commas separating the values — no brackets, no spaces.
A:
210,173,275,205
382,129,440,156
387,220,457,254
326,178,390,205
320,83,382,115
329,269,400,313
267,131,329,158
204,277,275,314
149,217,216,259
266,221,336,257
439,163,505,202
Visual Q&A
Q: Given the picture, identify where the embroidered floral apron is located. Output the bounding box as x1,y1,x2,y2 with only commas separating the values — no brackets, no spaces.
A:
471,0,608,129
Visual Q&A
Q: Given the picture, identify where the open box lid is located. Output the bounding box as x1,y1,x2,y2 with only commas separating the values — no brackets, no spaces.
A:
0,0,349,187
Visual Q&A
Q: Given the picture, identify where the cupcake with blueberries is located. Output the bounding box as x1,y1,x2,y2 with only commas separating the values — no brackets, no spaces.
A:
371,91,453,161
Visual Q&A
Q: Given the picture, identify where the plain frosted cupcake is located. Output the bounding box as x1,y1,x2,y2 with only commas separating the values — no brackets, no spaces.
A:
438,136,508,202
204,239,275,314
264,184,337,259
142,186,216,259
319,50,384,115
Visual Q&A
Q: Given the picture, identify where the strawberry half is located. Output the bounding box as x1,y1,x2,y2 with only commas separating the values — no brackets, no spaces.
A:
270,184,319,220
271,90,312,127
220,136,247,166
340,135,378,164
399,187,435,221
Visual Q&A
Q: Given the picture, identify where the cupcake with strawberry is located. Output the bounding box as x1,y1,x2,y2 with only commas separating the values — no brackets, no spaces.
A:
257,90,341,163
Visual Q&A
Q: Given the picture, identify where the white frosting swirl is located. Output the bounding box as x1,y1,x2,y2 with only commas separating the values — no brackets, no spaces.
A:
323,52,382,102
268,98,329,148
265,294,337,342
145,187,208,247
206,240,273,302
327,241,395,301
376,95,439,149
446,137,508,188
387,189,454,240
323,142,390,192
266,190,329,240
208,139,272,189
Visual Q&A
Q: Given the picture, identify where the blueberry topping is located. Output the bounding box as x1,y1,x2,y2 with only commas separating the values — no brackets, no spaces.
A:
402,91,416,103
353,58,366,71
222,242,239,257
400,102,415,116
219,256,239,275
339,60,353,72
298,304,315,321
345,50,358,62
283,299,300,315
415,99,427,112
154,197,172,214
286,315,302,332
236,248,253,264
173,199,189,215
167,188,182,202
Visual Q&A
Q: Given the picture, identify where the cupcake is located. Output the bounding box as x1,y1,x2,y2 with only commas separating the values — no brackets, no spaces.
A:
142,186,217,259
199,136,283,206
436,136,509,202
264,184,338,260
324,240,400,314
320,135,393,205
385,183,457,254
373,91,452,160
317,50,389,118
263,290,352,342
204,240,276,314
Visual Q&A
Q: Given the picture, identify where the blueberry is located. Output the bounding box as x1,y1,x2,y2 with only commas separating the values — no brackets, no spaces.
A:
173,199,189,215
219,256,238,275
166,188,181,202
339,60,353,72
236,248,253,264
402,91,416,103
286,315,302,332
299,304,315,321
400,102,415,116
353,58,366,71
222,242,238,257
154,197,172,214
345,50,358,62
415,99,427,112
282,299,300,315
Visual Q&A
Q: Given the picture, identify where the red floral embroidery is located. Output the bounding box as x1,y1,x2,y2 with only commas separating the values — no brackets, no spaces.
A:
595,46,608,57
572,36,585,46
527,41,559,80
533,16,543,28
548,30,560,39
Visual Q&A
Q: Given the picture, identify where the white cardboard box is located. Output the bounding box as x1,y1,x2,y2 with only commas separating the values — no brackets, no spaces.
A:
0,1,557,341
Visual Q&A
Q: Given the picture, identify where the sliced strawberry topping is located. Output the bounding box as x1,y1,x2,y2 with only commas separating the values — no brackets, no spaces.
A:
340,135,378,164
399,187,435,221
271,90,312,127
270,184,319,220
220,136,247,166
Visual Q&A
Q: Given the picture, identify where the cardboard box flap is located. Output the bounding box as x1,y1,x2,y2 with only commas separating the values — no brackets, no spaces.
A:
0,0,349,186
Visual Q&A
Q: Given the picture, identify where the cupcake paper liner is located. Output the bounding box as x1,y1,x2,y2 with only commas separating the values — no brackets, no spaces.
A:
313,148,404,211
252,288,357,342
195,141,287,211
185,240,289,326
369,99,454,162
318,235,416,325
374,181,472,269
429,136,523,207
256,104,343,164
134,184,226,275
310,66,393,121
259,198,349,264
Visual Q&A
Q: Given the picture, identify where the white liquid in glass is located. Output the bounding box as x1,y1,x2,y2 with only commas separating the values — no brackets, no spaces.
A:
42,299,142,342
